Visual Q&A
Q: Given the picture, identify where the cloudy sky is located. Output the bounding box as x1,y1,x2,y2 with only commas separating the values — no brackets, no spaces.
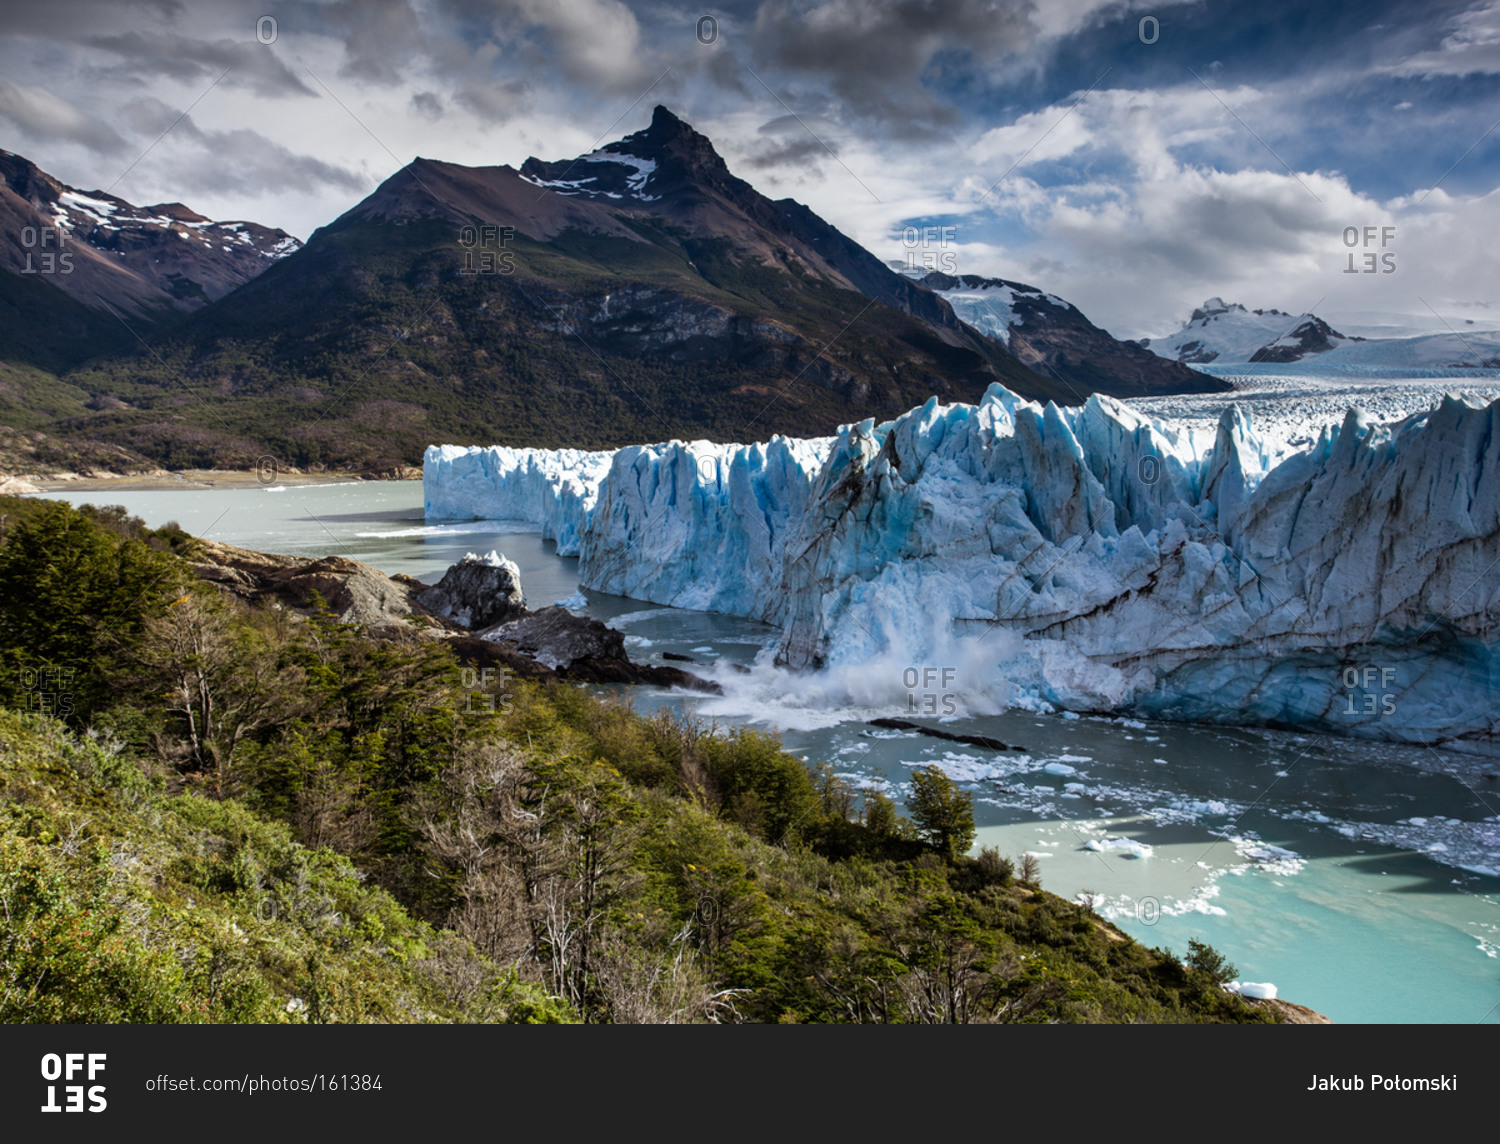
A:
4,0,1500,338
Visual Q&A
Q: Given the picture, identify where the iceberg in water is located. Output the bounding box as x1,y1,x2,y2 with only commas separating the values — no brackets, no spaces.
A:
425,383,1500,753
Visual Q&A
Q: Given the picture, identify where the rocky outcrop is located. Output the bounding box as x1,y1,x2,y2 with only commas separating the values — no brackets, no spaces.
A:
1249,998,1334,1024
191,541,717,692
416,550,526,629
191,539,429,636
478,606,719,691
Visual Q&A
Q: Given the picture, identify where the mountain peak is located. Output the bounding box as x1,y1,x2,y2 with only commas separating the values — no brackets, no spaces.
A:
609,105,730,180
649,104,687,133
519,105,733,203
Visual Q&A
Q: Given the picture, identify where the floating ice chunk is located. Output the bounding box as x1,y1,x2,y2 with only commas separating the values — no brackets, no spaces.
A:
554,591,589,609
1224,981,1277,1000
1083,836,1153,858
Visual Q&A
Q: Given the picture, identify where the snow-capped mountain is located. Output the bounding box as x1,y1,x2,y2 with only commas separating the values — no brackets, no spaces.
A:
913,271,1218,397
1143,298,1360,364
0,149,300,320
1145,296,1500,369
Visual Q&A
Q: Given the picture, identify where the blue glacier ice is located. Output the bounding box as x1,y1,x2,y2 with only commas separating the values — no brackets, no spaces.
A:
425,384,1500,753
424,445,614,555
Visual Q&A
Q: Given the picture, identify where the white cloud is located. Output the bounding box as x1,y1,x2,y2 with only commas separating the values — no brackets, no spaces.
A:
1388,0,1500,76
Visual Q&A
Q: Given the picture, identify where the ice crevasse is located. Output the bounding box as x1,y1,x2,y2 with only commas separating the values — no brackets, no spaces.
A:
425,383,1500,753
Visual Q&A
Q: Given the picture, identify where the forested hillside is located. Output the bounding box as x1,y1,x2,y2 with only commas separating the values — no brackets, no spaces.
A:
0,496,1272,1023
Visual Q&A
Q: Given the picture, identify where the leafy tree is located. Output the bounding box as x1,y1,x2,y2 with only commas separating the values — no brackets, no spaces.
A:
0,500,181,720
1186,938,1238,985
906,766,976,861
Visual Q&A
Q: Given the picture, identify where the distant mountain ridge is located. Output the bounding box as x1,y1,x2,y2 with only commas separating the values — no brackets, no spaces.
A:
913,271,1219,397
2,109,1224,471
0,149,299,322
1143,297,1361,364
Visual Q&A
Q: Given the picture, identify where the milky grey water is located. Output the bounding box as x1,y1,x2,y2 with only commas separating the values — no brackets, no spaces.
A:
37,481,1500,1024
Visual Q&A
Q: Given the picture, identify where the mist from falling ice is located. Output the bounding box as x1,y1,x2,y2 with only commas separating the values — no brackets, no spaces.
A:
686,615,1029,732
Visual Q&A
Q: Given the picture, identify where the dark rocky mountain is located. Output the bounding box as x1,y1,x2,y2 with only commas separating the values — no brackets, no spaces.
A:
6,108,1224,471
0,149,299,330
914,271,1225,398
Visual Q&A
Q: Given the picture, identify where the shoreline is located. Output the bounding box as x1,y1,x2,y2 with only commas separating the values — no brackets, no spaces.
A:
13,468,421,494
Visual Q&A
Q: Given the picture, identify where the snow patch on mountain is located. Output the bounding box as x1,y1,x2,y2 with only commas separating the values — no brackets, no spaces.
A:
1144,298,1358,364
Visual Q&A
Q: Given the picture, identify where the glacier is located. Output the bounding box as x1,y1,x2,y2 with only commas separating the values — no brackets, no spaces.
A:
423,444,614,555
425,383,1500,753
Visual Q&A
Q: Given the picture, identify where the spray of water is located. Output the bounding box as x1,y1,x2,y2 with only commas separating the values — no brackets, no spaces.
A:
693,610,1027,732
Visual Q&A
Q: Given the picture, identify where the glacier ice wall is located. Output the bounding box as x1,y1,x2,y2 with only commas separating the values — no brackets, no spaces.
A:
424,444,614,555
424,385,1500,752
580,436,834,617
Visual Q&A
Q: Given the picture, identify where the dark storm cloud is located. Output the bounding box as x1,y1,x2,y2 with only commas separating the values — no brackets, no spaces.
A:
451,76,530,123
410,90,445,119
0,0,183,37
118,100,366,195
0,79,130,153
743,133,835,168
750,0,1037,136
168,124,369,194
82,33,317,98
431,0,654,95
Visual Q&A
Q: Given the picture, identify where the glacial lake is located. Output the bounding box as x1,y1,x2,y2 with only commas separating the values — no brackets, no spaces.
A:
38,480,1500,1024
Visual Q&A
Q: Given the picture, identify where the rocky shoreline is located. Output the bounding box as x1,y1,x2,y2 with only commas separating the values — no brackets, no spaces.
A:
15,466,422,493
190,539,719,693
